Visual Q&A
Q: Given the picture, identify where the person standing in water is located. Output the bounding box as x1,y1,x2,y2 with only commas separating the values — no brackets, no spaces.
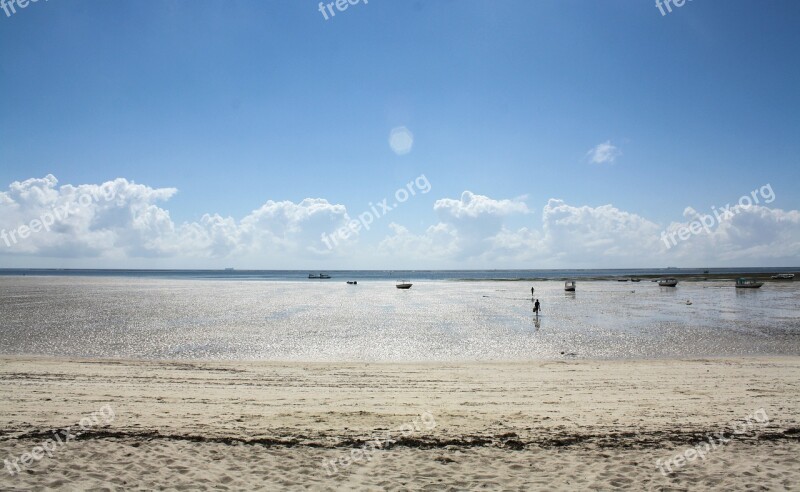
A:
531,286,535,297
533,299,541,316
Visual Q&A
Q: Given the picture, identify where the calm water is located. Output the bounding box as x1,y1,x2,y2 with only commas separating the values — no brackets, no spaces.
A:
0,275,798,361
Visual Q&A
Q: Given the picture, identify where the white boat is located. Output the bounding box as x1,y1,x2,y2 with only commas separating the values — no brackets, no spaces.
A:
564,280,576,292
771,273,795,280
658,278,678,287
735,278,764,289
308,273,331,279
396,280,413,290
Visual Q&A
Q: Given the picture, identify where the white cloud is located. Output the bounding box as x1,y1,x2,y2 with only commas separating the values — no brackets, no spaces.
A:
537,198,662,265
2,176,799,268
378,191,531,266
661,204,800,264
434,191,529,219
378,194,800,268
586,140,622,164
0,175,352,264
0,175,179,258
377,222,460,264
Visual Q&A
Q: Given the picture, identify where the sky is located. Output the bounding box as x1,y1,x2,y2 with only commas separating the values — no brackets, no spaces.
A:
0,0,799,269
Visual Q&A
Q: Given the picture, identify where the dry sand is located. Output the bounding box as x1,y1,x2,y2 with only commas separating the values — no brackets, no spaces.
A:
0,356,798,490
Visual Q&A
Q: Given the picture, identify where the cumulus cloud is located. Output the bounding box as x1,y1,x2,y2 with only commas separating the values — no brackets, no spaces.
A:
661,204,800,264
0,175,352,263
379,192,800,268
380,191,663,267
434,191,529,219
377,222,460,263
379,192,530,264
586,140,622,164
0,175,179,258
2,176,799,268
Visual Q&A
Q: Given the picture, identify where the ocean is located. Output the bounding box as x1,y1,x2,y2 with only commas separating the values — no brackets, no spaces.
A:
1,269,798,361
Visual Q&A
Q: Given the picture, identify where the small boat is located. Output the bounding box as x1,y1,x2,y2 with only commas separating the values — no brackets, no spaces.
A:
631,278,641,282
346,281,358,285
396,280,413,290
658,278,678,287
308,273,331,279
564,280,576,292
771,273,795,280
618,279,629,282
735,278,764,289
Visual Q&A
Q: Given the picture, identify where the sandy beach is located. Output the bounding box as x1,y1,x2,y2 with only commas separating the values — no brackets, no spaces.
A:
1,356,798,490
3,0,799,489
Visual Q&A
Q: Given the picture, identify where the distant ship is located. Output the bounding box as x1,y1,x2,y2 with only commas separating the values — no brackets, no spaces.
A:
309,273,331,279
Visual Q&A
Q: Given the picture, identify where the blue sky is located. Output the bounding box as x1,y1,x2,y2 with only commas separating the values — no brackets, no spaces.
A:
1,0,799,268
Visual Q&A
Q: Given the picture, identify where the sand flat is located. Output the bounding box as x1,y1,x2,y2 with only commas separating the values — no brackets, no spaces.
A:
1,356,799,490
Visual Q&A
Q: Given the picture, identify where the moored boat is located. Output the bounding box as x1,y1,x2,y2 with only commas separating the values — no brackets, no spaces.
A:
564,280,576,292
735,278,764,289
308,273,331,279
658,278,678,287
396,280,413,289
771,273,795,280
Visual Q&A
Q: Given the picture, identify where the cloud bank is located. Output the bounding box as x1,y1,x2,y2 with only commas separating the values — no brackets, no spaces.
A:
1,175,798,268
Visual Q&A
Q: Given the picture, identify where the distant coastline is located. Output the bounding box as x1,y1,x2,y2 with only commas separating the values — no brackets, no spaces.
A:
0,267,796,282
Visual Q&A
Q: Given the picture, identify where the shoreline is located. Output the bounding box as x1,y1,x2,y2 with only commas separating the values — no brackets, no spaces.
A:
0,268,796,281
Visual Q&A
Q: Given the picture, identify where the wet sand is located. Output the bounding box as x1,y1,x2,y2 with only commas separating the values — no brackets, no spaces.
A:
2,276,799,361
